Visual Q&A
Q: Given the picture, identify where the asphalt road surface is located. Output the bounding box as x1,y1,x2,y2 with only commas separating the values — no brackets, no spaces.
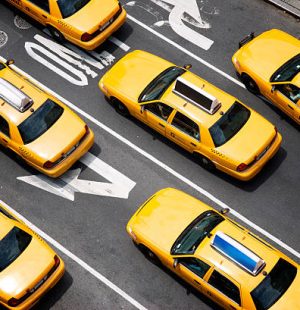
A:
0,1,299,309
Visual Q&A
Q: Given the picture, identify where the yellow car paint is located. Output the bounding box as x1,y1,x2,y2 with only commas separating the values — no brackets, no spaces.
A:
100,50,282,181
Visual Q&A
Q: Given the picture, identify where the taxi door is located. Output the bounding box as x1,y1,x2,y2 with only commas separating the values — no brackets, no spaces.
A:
267,83,299,120
138,101,174,136
21,0,51,25
166,110,201,153
172,256,211,294
201,269,242,310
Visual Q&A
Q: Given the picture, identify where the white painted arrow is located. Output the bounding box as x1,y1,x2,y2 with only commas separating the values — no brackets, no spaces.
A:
17,152,136,201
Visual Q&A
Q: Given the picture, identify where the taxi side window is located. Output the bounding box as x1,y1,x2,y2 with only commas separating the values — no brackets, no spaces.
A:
179,257,210,278
27,0,50,12
208,270,241,305
0,116,10,138
171,112,200,141
276,84,300,103
145,102,173,120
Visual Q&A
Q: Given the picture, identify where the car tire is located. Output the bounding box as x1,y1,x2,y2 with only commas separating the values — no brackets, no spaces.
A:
241,74,260,95
194,153,216,171
139,245,160,266
48,26,65,43
112,98,130,117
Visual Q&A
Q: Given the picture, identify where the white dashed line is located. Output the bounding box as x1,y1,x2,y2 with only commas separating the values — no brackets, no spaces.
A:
109,36,131,51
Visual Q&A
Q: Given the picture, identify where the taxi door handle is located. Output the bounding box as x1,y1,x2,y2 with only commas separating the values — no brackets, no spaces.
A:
42,14,48,18
229,305,237,310
190,142,196,147
193,279,201,286
159,123,165,128
170,132,175,137
288,105,294,110
2,138,8,143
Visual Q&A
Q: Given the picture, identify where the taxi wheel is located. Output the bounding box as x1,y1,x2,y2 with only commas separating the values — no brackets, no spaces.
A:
139,245,161,266
241,74,260,95
48,26,65,43
195,153,215,171
112,98,130,117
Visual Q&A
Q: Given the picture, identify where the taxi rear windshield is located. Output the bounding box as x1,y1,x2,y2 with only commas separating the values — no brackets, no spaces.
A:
18,99,64,144
0,227,32,271
209,101,250,147
58,0,91,18
251,258,297,310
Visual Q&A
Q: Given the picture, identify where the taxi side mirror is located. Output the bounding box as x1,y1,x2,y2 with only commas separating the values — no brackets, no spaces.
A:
140,105,145,113
173,258,179,268
6,59,14,66
184,64,192,70
271,85,276,93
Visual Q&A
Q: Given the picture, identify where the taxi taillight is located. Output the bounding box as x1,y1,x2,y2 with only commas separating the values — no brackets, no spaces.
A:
43,161,55,169
237,163,248,172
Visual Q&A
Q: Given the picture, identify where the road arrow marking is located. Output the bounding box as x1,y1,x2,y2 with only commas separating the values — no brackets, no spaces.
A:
17,152,136,201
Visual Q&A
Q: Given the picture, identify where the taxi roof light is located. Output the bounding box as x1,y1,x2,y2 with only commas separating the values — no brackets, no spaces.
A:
0,78,33,112
211,231,265,276
173,77,221,115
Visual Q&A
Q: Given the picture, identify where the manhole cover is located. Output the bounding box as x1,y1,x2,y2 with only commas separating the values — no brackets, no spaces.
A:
0,31,8,48
14,15,32,29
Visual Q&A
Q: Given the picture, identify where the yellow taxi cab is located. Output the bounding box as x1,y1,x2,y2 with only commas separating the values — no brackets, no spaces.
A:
99,50,282,181
232,29,300,125
127,188,300,310
0,59,94,178
5,0,126,50
0,202,65,309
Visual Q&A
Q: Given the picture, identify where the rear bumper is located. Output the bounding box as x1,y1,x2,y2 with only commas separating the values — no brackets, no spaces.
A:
65,8,127,50
32,129,94,178
215,132,282,181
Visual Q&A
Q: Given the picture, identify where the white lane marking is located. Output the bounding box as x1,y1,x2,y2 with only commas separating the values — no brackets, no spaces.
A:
160,0,213,50
17,152,136,201
0,199,147,310
108,36,130,51
126,14,245,88
2,56,298,260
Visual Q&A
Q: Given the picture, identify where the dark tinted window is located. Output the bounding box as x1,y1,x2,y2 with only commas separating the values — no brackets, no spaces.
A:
0,63,5,71
57,0,91,18
0,116,10,137
277,84,300,103
171,112,200,140
180,257,210,278
209,101,250,147
0,227,32,271
145,102,173,120
171,211,224,255
271,54,300,82
18,99,63,144
208,270,241,305
139,67,185,102
28,0,50,12
251,258,297,310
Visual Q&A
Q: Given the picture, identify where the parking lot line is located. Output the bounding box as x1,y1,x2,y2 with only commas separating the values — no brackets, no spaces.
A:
1,55,299,261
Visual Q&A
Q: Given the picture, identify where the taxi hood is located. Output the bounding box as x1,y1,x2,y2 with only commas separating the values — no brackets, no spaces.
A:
101,50,173,102
127,188,211,253
24,108,86,162
217,110,277,164
65,0,120,33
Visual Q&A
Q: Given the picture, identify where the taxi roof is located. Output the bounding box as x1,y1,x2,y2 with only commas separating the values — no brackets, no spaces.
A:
195,218,280,291
0,65,48,126
162,70,237,127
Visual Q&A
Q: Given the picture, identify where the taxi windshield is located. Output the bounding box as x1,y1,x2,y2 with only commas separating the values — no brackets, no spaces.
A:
0,227,32,271
139,67,185,102
171,211,224,255
18,99,64,144
251,258,297,310
209,101,250,147
271,54,300,82
57,0,91,18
